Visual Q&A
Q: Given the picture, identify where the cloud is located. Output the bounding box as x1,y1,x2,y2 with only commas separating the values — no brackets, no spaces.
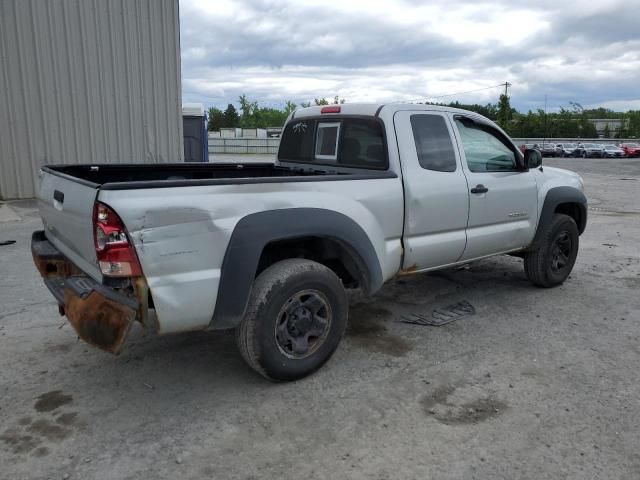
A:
179,0,640,112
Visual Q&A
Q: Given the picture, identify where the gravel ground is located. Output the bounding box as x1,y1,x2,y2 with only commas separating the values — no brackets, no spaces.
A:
0,157,639,480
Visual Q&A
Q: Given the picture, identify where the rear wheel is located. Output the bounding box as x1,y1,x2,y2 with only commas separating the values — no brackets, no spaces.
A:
236,259,348,381
524,214,579,287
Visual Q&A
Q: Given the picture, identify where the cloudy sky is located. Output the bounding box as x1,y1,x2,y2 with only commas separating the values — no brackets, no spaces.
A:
179,0,640,112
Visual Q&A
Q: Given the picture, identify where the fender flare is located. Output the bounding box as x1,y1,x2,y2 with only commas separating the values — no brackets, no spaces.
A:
211,208,384,329
531,186,587,249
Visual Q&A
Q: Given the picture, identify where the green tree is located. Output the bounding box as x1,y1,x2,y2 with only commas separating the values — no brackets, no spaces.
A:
238,94,259,128
207,107,224,131
313,95,346,106
284,100,297,116
496,94,511,129
223,104,240,128
446,101,499,120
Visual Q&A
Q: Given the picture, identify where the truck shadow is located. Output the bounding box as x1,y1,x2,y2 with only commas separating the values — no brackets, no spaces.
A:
40,256,533,420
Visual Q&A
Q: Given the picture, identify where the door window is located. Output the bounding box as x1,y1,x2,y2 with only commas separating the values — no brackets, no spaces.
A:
455,118,517,172
410,114,457,172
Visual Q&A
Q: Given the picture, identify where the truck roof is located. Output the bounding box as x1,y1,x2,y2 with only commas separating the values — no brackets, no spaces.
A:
292,102,489,120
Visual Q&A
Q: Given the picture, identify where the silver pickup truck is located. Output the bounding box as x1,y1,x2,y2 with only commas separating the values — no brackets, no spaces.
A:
32,103,587,380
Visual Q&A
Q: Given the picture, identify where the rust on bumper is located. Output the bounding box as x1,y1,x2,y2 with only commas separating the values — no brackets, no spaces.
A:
31,231,144,354
64,284,136,354
31,231,81,278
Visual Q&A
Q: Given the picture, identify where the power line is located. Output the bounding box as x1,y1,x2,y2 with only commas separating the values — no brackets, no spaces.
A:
398,83,507,104
185,81,512,110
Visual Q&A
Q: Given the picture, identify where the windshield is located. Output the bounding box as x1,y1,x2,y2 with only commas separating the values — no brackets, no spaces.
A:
624,143,639,148
583,144,596,148
563,144,576,148
605,145,617,150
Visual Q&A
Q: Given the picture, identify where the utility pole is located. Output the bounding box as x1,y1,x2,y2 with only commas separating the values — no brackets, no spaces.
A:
543,94,548,145
503,82,512,97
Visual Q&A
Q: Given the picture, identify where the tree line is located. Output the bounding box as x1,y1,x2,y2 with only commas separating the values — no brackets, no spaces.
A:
206,95,345,131
208,94,640,138
443,97,640,138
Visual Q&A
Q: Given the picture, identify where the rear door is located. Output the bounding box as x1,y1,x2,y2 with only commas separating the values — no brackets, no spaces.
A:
394,111,470,270
37,169,102,280
450,115,538,260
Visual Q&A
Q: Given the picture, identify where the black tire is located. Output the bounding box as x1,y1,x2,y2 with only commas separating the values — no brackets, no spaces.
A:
236,259,348,381
524,213,579,287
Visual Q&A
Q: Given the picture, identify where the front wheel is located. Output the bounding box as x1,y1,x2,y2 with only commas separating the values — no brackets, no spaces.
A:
236,259,348,381
524,214,579,287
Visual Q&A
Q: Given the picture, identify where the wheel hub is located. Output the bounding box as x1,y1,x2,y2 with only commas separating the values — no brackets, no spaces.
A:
275,290,332,359
550,231,571,272
288,307,313,334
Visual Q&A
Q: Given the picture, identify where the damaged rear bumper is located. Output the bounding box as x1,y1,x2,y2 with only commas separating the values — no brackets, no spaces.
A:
31,230,141,354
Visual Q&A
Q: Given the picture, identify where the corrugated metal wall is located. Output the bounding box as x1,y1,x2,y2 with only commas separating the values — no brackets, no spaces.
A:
0,0,183,199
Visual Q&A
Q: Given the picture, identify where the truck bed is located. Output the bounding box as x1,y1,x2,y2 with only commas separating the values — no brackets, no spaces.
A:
43,163,391,190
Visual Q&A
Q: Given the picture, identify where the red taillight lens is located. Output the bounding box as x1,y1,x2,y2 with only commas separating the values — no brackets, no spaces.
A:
321,105,341,114
93,202,142,277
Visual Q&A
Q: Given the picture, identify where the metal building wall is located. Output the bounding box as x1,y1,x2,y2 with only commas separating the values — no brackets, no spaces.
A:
0,0,183,199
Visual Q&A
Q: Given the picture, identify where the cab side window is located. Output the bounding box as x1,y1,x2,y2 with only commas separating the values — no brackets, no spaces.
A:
410,114,457,172
455,118,517,172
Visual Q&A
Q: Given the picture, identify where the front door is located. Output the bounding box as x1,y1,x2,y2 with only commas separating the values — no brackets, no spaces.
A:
394,111,470,270
450,115,538,260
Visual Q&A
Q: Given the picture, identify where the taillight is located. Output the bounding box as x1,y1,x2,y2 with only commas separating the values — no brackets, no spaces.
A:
93,202,141,277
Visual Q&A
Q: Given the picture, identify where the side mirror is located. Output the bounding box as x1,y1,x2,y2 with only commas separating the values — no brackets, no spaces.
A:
524,148,542,169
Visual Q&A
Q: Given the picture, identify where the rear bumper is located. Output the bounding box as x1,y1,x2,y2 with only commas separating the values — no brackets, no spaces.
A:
32,230,141,354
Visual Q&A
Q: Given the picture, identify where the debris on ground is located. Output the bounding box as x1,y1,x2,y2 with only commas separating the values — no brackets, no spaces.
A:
399,300,476,326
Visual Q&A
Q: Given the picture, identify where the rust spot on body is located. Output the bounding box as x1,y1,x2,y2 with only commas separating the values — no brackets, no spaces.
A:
399,263,419,275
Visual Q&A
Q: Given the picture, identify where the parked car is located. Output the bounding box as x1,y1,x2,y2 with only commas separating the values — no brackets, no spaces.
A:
602,145,625,158
556,143,578,157
577,143,604,158
32,103,587,381
540,143,557,157
620,143,640,157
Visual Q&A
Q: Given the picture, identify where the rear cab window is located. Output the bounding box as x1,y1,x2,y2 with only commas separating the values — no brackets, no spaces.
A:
278,116,388,170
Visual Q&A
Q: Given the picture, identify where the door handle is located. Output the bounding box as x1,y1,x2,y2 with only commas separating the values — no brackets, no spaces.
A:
470,184,489,194
53,190,65,203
